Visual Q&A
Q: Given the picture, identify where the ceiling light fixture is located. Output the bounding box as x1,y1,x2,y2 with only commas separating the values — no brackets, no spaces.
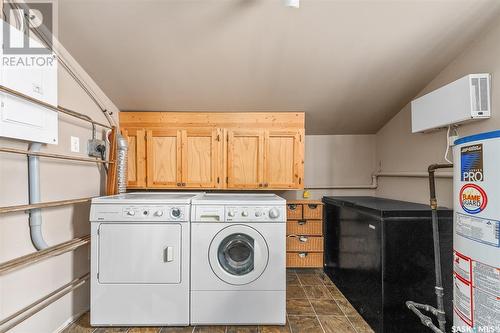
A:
285,0,299,8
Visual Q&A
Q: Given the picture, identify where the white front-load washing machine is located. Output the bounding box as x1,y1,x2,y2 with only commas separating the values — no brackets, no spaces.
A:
190,193,286,325
89,192,202,326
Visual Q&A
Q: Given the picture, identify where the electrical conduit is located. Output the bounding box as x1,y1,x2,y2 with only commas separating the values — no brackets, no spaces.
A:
28,143,48,250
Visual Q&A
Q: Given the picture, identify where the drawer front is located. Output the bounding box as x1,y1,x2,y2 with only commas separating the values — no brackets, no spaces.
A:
287,204,303,219
303,204,323,219
286,236,324,252
287,220,323,236
286,252,323,268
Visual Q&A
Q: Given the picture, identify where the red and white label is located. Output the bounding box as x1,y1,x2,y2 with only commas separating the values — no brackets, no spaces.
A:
454,273,474,327
454,251,472,282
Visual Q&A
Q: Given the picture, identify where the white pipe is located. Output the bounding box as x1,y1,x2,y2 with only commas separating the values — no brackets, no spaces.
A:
305,171,453,190
305,175,378,190
28,143,48,250
376,172,453,179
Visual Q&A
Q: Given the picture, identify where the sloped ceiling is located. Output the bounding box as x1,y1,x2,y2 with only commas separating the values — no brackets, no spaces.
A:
58,0,500,134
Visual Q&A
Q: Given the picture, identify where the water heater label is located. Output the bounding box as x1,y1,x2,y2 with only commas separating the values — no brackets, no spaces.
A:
461,144,484,182
455,213,499,247
454,251,472,282
472,261,500,330
460,184,488,214
454,274,473,326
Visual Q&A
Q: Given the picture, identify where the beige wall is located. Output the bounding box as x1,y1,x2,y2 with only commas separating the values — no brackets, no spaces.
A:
0,55,119,331
280,135,377,201
375,17,500,207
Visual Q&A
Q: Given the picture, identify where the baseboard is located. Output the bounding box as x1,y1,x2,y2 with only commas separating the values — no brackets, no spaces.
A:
53,308,89,333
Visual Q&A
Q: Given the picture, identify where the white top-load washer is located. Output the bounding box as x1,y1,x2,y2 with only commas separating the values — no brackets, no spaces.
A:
190,193,286,325
89,192,203,326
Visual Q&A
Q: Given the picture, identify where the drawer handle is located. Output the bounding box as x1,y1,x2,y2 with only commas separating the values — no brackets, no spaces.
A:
308,204,318,209
298,252,308,258
298,219,307,225
299,236,308,243
288,204,297,210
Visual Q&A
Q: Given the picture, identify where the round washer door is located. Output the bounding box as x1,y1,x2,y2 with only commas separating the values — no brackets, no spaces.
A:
209,224,269,285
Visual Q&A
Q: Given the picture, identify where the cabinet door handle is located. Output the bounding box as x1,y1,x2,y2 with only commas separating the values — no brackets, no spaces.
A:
259,183,263,188
176,183,181,186
182,182,186,186
264,183,269,187
298,219,307,225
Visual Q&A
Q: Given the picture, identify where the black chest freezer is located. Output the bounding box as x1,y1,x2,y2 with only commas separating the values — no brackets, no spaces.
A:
322,196,453,333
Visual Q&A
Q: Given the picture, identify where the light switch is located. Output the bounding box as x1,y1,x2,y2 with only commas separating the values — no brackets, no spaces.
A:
71,136,80,152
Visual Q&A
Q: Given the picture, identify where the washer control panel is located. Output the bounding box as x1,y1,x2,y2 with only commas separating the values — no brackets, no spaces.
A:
90,204,189,222
225,206,285,222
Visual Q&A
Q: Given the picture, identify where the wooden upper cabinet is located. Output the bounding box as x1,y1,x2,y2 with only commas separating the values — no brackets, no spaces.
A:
122,128,146,188
181,128,220,188
120,112,305,190
227,129,265,188
265,130,303,188
146,129,182,188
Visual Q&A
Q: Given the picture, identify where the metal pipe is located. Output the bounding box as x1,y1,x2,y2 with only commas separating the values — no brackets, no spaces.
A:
0,235,90,275
406,301,444,333
0,147,113,164
428,163,453,333
305,175,378,190
0,273,90,333
0,84,112,130
0,197,92,215
28,143,48,250
377,172,453,179
304,171,452,190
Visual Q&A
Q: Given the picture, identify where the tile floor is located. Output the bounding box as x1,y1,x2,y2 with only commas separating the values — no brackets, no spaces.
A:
62,269,373,333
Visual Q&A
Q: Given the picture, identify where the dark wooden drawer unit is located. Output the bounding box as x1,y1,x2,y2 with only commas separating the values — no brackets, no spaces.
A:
286,200,324,268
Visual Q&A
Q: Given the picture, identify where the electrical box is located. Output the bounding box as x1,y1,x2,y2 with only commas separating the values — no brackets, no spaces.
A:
0,20,58,144
411,74,491,133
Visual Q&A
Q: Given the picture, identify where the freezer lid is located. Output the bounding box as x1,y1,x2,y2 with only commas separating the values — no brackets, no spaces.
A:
322,196,452,219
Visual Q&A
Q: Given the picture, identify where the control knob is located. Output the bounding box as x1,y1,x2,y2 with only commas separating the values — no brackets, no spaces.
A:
241,211,249,217
126,210,135,216
269,208,280,219
154,210,164,217
171,208,181,218
228,210,236,217
255,211,263,217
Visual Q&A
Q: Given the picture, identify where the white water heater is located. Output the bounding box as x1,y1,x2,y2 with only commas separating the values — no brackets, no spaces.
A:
453,131,500,332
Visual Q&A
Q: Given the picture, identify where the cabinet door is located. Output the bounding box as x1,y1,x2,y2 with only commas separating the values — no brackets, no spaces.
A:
265,130,303,189
146,129,182,188
181,128,220,188
122,128,146,188
227,129,265,188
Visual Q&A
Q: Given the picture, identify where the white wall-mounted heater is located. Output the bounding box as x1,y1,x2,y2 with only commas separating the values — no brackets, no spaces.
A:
411,74,491,133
